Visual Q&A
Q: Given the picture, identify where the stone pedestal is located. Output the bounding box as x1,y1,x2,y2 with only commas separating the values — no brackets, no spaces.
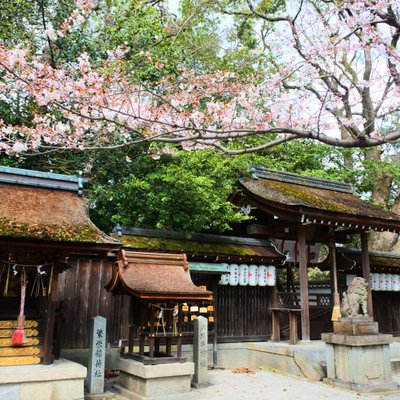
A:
333,317,378,335
0,358,86,400
113,357,194,400
322,317,398,393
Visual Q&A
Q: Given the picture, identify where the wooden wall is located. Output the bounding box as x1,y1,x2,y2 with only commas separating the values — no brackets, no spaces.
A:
373,292,400,335
57,258,276,349
56,257,131,349
216,285,273,341
58,258,400,349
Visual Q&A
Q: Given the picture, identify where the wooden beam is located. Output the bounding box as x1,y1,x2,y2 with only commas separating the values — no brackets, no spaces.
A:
43,273,58,365
298,225,310,341
360,232,373,316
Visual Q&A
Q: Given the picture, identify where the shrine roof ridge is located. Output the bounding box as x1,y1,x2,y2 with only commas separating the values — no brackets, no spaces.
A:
248,166,354,194
0,166,87,195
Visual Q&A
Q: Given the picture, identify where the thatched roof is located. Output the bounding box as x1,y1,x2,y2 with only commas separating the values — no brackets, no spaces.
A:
0,167,119,248
239,168,400,232
105,250,213,300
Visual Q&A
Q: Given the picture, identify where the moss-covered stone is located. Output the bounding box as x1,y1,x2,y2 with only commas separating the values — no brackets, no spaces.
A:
0,218,102,242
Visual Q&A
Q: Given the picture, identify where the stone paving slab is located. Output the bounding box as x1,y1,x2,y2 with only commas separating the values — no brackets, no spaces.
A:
109,368,400,400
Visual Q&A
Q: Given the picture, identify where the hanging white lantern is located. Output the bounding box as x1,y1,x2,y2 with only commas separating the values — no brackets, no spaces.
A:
248,265,258,286
266,265,276,286
381,273,388,291
239,264,249,286
219,274,230,285
229,264,239,286
372,273,379,291
369,273,375,291
393,275,400,292
387,274,393,291
258,265,268,286
218,263,230,285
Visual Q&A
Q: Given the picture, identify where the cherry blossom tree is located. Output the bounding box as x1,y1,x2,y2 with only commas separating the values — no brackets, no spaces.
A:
1,0,400,157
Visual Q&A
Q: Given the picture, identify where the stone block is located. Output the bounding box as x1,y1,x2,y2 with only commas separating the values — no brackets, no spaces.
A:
20,379,85,400
322,333,393,346
116,358,194,379
0,384,19,400
116,358,193,399
333,318,378,335
0,359,87,384
294,351,325,381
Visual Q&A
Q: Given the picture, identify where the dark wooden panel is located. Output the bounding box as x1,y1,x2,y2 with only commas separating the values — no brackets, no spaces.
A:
373,292,400,335
216,285,273,339
57,258,131,349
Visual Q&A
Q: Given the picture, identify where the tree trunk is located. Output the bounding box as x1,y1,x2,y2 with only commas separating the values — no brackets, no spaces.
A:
365,148,399,251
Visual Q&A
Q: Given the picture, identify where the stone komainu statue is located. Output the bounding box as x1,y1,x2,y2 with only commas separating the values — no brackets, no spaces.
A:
340,277,369,318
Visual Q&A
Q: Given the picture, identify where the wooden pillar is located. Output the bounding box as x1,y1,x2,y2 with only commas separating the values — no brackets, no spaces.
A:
361,232,373,317
212,280,218,366
298,225,310,341
43,273,58,365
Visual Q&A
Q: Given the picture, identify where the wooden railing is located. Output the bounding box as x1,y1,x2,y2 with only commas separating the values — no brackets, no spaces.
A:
276,292,332,308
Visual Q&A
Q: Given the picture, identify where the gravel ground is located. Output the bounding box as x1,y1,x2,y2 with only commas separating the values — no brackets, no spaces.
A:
110,368,400,400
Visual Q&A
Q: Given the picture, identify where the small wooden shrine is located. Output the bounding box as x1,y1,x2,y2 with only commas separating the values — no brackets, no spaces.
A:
110,227,286,348
106,250,213,364
0,166,120,366
231,167,400,341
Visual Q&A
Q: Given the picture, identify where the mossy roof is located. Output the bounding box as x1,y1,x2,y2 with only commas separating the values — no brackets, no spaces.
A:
240,176,400,226
0,183,119,245
115,233,284,261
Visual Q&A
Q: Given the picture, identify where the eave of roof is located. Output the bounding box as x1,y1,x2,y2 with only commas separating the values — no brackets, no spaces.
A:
105,250,213,300
113,226,285,263
339,248,400,269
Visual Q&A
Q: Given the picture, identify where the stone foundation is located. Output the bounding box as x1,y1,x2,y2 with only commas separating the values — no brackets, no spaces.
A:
113,357,194,400
0,358,86,400
322,317,399,393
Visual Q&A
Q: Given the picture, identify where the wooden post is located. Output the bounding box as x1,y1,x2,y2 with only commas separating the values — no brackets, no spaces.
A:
288,311,299,344
361,232,373,317
212,280,218,366
43,273,58,365
298,225,310,341
271,310,280,342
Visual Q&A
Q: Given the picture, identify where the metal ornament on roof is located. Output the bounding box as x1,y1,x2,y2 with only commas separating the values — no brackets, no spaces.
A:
273,239,321,264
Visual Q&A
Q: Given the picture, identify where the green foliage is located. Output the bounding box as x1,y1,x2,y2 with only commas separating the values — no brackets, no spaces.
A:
88,149,252,233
